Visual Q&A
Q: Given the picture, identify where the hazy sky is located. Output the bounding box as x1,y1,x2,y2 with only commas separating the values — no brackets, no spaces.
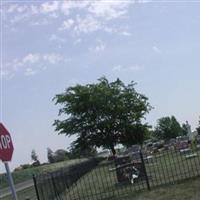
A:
0,0,200,172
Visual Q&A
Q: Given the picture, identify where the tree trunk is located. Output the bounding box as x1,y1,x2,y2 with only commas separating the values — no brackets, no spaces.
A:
110,146,116,156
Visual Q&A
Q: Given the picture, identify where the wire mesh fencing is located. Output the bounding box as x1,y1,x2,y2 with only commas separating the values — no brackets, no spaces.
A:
33,158,103,200
33,148,200,200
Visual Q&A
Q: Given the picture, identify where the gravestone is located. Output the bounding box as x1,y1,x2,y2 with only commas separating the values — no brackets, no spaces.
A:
114,155,144,184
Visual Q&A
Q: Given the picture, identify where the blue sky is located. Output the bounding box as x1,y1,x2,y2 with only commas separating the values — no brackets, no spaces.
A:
0,0,200,171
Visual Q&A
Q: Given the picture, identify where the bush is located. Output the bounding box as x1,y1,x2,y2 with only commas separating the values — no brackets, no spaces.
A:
32,160,40,167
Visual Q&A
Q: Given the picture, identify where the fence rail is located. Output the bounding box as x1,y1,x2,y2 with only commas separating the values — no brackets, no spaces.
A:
33,149,200,200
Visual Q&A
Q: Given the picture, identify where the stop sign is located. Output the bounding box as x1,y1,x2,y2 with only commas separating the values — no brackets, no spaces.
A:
0,123,14,162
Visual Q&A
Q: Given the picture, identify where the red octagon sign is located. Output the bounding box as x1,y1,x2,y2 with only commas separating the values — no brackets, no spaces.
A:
0,123,14,162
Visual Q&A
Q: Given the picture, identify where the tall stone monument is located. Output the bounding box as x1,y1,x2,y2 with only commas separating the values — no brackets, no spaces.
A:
186,121,193,140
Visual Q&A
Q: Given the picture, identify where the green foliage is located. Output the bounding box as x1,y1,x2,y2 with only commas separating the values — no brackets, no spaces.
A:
196,118,200,134
31,149,39,162
120,123,151,147
70,140,97,158
191,139,197,151
20,164,32,170
14,164,32,172
47,148,55,163
182,123,189,136
154,116,183,140
53,77,152,155
47,148,70,163
197,126,200,135
54,149,69,162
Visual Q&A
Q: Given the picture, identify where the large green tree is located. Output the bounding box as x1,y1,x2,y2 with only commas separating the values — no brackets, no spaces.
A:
53,77,152,155
47,148,55,163
196,117,200,134
154,116,183,140
31,149,38,162
69,139,97,158
182,123,189,136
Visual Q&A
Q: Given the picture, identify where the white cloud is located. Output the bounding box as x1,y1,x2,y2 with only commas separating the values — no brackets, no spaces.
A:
73,38,82,45
120,31,132,36
87,0,132,20
89,40,106,53
59,15,103,34
152,46,161,54
74,15,101,34
49,34,66,43
1,70,14,80
60,1,133,34
138,0,152,3
95,43,105,52
30,5,39,15
16,5,28,13
10,13,30,24
7,4,18,13
30,18,50,26
61,1,89,15
23,53,40,64
41,1,59,13
43,53,63,64
4,53,67,78
24,68,37,76
4,1,135,35
60,19,74,30
112,64,142,72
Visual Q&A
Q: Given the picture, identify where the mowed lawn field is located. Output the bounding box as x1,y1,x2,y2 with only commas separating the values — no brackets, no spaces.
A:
126,177,200,200
2,186,36,200
3,177,200,200
61,150,200,200
0,158,88,200
2,150,200,200
0,158,87,188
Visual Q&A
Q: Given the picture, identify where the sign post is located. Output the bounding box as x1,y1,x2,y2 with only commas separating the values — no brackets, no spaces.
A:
0,123,18,200
4,162,18,200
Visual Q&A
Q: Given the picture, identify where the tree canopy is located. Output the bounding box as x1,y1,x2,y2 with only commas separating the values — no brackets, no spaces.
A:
69,139,97,158
47,148,70,163
31,149,40,166
47,148,55,163
182,123,189,136
53,77,152,155
196,117,200,134
31,149,38,162
154,116,185,140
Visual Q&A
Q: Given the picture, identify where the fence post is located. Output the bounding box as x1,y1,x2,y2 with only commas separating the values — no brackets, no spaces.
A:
32,175,41,200
140,150,151,190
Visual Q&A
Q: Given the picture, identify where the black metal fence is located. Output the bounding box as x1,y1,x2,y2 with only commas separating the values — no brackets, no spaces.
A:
33,158,103,200
33,148,200,200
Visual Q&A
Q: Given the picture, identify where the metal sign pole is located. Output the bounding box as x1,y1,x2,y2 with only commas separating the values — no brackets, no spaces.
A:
4,162,18,200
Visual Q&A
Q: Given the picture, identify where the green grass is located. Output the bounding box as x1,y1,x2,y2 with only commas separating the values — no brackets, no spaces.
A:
124,177,200,200
2,186,36,200
58,149,200,200
61,160,146,200
3,177,200,200
3,149,200,200
146,149,200,187
0,158,87,188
